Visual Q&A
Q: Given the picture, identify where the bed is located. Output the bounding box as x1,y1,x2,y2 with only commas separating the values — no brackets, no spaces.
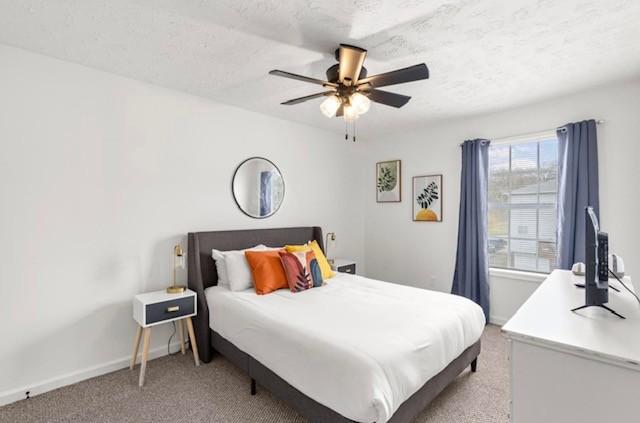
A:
188,227,484,423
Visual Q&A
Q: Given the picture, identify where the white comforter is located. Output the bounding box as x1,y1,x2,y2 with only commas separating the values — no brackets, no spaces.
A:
205,273,485,423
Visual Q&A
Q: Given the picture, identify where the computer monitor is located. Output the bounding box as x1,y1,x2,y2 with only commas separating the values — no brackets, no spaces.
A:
571,206,624,318
584,206,608,306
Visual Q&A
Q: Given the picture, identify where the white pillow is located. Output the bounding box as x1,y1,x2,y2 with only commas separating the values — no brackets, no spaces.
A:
212,245,266,287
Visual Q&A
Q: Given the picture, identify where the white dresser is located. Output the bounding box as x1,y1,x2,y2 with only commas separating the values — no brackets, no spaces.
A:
502,269,640,423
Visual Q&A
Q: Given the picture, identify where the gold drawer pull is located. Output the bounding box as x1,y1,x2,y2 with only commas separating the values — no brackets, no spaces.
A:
166,306,180,312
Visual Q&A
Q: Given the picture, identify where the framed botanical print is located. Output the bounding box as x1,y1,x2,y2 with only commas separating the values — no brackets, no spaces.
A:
413,174,442,221
376,160,401,202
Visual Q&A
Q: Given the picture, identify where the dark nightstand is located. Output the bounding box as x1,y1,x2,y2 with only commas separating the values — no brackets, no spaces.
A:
331,259,356,275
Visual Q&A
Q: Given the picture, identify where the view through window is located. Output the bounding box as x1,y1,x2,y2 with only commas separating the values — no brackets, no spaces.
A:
488,133,559,273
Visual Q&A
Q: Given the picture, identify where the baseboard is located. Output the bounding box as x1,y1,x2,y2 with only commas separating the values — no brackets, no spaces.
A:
489,315,509,326
0,341,185,407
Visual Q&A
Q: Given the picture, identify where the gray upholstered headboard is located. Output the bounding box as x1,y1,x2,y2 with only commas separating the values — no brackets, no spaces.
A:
187,226,324,362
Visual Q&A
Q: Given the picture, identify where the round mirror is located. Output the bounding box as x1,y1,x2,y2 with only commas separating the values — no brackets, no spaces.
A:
232,157,285,219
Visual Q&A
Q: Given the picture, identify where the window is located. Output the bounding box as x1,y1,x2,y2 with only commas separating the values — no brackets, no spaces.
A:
488,132,558,273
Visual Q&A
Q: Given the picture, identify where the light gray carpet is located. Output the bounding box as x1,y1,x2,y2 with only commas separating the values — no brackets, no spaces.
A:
0,325,509,423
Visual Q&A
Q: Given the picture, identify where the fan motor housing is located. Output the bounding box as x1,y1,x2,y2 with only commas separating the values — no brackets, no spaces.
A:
326,64,367,84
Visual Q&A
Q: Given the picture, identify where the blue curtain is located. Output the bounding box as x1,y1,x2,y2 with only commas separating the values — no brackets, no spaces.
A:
452,139,491,321
556,120,599,269
259,171,273,216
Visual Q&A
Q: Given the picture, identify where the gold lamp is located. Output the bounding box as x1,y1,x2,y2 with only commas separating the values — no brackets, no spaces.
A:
325,232,336,265
167,244,186,293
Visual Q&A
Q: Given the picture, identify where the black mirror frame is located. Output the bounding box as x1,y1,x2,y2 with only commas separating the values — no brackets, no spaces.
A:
231,156,285,219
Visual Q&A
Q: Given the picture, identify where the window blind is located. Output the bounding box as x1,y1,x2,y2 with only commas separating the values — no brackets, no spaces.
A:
488,136,558,273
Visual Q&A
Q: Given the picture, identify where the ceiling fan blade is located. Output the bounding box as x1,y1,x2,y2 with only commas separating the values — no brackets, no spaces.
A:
269,70,337,87
338,44,367,85
280,92,334,105
335,104,344,117
365,89,412,108
357,63,429,88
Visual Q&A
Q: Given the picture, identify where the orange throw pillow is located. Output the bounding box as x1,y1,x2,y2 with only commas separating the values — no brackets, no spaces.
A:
245,249,288,295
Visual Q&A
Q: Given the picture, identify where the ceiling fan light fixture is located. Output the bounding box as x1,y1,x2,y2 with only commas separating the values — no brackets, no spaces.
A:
320,95,341,118
270,44,429,140
350,92,371,115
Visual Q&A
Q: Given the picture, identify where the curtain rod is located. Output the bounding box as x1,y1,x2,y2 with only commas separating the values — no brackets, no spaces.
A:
459,119,605,147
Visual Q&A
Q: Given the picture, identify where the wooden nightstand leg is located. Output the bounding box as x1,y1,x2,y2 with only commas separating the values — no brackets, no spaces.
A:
177,319,186,355
138,327,151,387
185,317,200,366
130,325,142,370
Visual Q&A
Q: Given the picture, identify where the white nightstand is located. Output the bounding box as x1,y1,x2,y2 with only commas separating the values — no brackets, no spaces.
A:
331,259,356,275
131,289,199,387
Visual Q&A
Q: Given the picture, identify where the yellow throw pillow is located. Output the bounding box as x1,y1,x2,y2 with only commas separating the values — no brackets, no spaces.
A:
285,240,335,279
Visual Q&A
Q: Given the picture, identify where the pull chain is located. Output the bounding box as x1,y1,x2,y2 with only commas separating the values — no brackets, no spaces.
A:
353,120,356,142
345,118,348,140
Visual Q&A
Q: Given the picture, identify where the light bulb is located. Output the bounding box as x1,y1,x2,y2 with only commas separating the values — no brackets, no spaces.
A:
350,92,371,115
343,104,359,122
320,95,341,118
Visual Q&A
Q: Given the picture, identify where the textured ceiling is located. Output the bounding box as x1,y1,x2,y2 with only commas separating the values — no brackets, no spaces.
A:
1,0,640,137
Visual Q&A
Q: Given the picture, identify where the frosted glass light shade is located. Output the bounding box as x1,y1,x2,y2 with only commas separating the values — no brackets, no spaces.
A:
175,254,185,269
350,92,371,115
343,104,359,122
320,95,341,118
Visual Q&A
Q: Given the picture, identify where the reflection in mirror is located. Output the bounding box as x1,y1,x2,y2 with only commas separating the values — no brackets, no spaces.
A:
232,157,284,219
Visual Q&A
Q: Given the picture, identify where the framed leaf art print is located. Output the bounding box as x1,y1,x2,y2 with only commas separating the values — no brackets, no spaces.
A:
376,160,401,202
413,174,442,221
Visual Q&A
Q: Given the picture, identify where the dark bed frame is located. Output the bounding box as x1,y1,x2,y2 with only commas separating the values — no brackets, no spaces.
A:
187,226,480,423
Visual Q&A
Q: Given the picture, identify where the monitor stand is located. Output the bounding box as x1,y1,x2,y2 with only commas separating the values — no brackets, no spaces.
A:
571,304,625,319
574,282,620,293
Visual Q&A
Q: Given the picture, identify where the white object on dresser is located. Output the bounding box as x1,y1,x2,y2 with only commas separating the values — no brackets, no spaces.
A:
631,272,640,295
502,269,639,423
132,288,199,387
330,258,356,274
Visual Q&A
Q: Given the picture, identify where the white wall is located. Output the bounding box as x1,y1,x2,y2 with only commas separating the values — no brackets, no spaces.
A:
0,45,366,403
363,79,640,324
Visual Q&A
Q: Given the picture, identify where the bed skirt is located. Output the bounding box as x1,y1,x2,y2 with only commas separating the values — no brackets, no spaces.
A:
211,330,481,423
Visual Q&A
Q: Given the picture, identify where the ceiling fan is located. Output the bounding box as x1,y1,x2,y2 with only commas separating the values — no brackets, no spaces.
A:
269,44,429,140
